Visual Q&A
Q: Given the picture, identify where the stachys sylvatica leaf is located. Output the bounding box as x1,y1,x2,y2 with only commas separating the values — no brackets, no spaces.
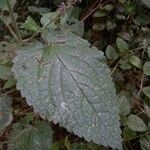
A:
12,12,122,150
0,94,13,133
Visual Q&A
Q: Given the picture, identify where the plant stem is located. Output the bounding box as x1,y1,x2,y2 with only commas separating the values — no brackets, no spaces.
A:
5,0,22,43
0,16,19,41
23,14,61,43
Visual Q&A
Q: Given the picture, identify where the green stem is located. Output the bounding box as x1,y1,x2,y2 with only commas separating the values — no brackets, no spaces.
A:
5,0,22,43
23,14,61,43
0,16,19,41
123,131,150,141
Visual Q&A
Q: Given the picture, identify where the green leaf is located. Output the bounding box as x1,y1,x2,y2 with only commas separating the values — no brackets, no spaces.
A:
0,0,16,10
0,65,12,80
41,12,60,29
136,13,150,25
2,13,18,25
8,121,53,150
119,95,131,116
119,59,132,70
144,104,150,118
72,142,107,150
116,38,128,53
123,127,137,140
3,78,16,89
105,45,119,60
92,23,105,31
127,115,147,132
93,11,106,17
142,0,150,8
21,16,40,32
65,17,84,37
106,21,116,30
65,136,72,150
128,55,142,69
140,135,150,150
143,61,150,76
72,142,88,150
0,94,13,133
0,41,17,64
12,33,122,149
143,86,150,98
41,12,84,37
120,115,128,126
104,4,114,11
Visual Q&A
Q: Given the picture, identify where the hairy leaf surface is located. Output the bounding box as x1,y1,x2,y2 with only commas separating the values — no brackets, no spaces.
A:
0,94,13,133
12,31,122,149
8,121,53,150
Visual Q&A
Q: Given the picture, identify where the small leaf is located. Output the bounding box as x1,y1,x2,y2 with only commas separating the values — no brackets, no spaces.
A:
143,61,150,76
116,15,126,20
140,135,150,150
106,21,116,30
21,16,40,32
2,13,18,25
93,11,106,17
41,12,60,29
116,38,128,53
136,13,150,25
143,86,150,98
120,115,128,126
0,65,12,80
0,0,16,10
144,104,150,118
127,115,147,132
119,95,131,116
65,17,84,37
41,12,84,36
117,32,132,41
0,41,17,64
92,23,105,31
0,94,13,133
105,45,119,60
8,121,53,150
119,59,132,70
123,127,137,140
128,55,142,69
142,0,150,8
104,4,114,11
3,79,16,89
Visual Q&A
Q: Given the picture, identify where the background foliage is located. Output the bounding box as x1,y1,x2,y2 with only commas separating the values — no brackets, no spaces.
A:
0,0,150,150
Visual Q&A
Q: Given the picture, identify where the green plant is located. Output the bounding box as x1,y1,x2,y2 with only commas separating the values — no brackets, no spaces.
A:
0,0,123,149
0,0,150,150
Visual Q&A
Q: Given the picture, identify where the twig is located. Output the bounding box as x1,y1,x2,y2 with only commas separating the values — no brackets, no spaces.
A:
123,131,150,141
142,39,146,60
0,16,19,41
80,0,112,23
109,60,120,76
80,0,102,23
5,0,22,43
137,73,144,97
136,40,146,98
80,0,99,22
